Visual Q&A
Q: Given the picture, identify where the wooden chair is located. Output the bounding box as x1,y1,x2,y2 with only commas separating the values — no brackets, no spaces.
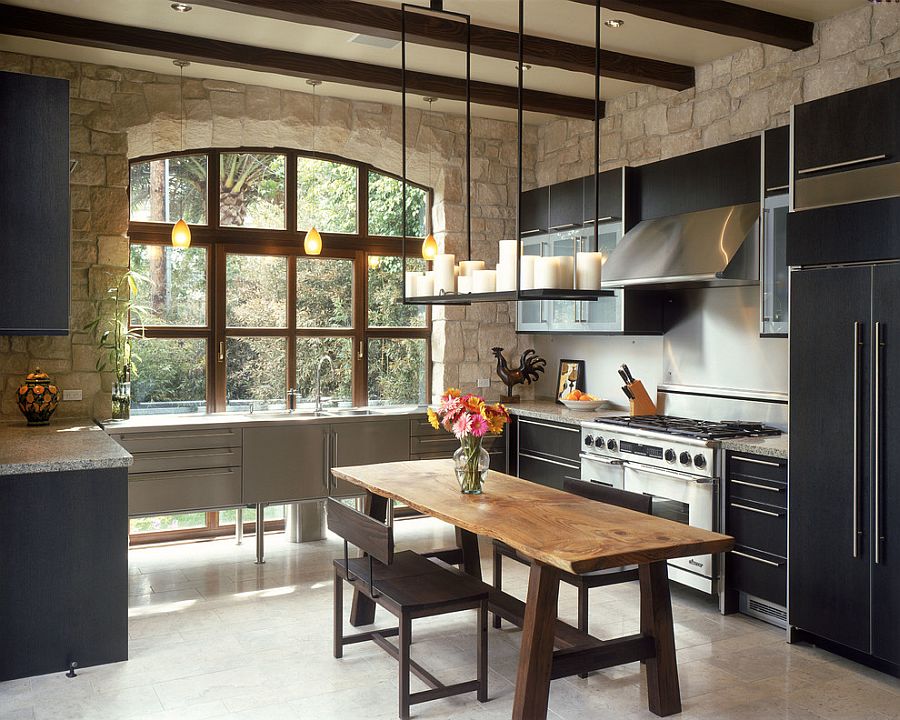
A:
327,498,489,719
491,480,652,676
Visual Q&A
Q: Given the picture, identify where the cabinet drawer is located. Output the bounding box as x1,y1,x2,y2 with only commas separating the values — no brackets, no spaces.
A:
410,433,503,455
518,452,580,491
128,467,242,516
113,427,242,454
727,452,786,483
130,446,242,475
412,449,506,471
726,498,786,557
517,417,581,463
728,475,786,508
726,545,786,606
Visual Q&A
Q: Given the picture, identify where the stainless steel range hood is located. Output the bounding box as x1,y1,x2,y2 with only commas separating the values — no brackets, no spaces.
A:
602,202,760,289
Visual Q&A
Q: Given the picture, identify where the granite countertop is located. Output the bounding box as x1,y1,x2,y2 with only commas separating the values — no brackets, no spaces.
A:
506,399,629,426
0,420,133,476
719,433,789,460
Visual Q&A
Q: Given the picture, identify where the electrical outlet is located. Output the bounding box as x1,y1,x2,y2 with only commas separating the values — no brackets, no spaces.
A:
476,378,491,388
63,389,82,401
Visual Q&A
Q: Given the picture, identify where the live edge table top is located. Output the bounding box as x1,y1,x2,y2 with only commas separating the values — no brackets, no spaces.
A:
331,459,734,576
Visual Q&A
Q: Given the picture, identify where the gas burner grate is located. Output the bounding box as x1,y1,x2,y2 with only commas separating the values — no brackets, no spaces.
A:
593,415,782,440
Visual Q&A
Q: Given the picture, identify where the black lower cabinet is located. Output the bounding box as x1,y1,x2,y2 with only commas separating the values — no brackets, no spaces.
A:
790,262,900,670
0,468,128,681
512,416,581,490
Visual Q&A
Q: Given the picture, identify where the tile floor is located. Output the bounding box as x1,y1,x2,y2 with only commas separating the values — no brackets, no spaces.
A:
3,517,900,720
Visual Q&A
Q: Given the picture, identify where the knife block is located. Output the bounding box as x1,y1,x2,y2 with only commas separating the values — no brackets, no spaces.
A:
628,380,657,416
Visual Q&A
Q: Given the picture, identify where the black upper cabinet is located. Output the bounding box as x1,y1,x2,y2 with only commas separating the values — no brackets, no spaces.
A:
0,71,70,335
764,125,790,194
583,168,623,223
635,137,761,221
549,178,584,230
794,77,899,176
520,186,549,235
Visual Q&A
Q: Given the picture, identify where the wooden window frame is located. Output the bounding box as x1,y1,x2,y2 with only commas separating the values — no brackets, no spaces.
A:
127,147,432,414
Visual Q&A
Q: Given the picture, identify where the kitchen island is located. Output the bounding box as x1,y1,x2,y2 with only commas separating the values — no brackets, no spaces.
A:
332,458,734,720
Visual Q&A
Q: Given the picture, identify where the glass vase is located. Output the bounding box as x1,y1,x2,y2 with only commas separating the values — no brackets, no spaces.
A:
454,436,490,494
112,381,131,421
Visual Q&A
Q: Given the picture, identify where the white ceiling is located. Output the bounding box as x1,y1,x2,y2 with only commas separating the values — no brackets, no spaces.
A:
0,0,866,123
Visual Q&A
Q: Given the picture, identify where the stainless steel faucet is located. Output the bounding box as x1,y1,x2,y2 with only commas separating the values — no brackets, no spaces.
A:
315,355,334,412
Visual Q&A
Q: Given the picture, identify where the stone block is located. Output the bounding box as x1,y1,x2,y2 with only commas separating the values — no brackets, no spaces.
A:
26,336,71,360
729,89,770,135
803,54,869,102
666,102,693,133
661,128,701,159
732,45,765,77
622,110,643,141
84,108,120,133
246,86,281,120
643,103,668,136
112,92,151,128
90,187,129,234
820,4,871,61
72,240,97,265
31,57,77,80
98,235,129,267
80,77,116,104
91,130,128,155
210,89,246,120
693,89,730,127
0,52,32,74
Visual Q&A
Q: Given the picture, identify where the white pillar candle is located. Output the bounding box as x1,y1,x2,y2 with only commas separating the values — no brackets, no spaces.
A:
534,257,560,289
576,251,604,290
416,272,434,297
457,275,472,294
472,269,496,293
405,271,422,297
496,262,517,291
499,240,519,268
519,255,537,290
459,260,485,277
556,256,575,289
432,253,456,295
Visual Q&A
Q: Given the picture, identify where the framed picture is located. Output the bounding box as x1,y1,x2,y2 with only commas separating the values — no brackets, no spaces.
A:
556,359,586,404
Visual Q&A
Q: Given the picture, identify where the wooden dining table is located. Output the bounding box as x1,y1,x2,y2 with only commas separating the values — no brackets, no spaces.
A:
331,459,734,720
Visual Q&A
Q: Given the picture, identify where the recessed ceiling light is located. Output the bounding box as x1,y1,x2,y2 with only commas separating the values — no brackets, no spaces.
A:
171,3,193,12
604,18,624,28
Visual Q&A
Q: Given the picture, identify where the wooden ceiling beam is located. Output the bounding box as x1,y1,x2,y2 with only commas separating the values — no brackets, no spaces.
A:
190,0,694,91
0,3,600,119
569,0,813,50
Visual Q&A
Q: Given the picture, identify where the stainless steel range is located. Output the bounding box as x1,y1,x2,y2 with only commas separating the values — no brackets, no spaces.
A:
581,408,782,595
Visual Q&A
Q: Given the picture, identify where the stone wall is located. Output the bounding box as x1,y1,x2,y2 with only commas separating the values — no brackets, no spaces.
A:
536,3,900,184
0,50,533,420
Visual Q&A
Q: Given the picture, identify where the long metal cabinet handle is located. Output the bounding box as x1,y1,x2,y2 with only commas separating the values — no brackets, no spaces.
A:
331,431,339,492
797,154,888,175
731,550,783,567
853,321,863,559
518,418,579,433
875,321,884,564
323,432,331,493
730,502,782,518
518,451,580,470
730,478,782,492
731,455,782,468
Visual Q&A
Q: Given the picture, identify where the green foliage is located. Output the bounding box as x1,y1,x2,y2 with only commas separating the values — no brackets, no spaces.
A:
226,254,288,328
131,337,206,407
129,245,207,327
297,158,357,233
367,171,427,237
129,155,207,224
220,153,286,229
226,336,287,408
296,258,352,328
368,338,426,405
368,256,426,328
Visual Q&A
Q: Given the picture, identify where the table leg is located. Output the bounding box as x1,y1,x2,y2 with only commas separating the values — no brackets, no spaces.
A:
640,561,681,716
456,527,482,580
254,503,265,564
512,561,561,720
349,492,388,627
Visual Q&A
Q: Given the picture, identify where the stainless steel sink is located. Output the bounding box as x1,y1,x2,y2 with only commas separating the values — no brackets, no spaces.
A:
242,409,328,418
323,408,380,416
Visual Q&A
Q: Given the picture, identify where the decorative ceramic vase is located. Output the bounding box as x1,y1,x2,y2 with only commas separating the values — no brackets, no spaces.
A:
454,436,490,494
111,381,131,421
16,368,60,426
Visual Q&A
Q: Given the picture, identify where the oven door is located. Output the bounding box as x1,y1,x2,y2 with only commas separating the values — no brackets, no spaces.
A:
580,453,625,490
622,461,716,591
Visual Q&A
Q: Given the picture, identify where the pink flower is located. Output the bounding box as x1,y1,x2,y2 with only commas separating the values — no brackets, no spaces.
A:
452,414,469,439
468,414,489,438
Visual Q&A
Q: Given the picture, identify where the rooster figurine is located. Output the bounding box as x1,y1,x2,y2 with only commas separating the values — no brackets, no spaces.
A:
491,347,546,403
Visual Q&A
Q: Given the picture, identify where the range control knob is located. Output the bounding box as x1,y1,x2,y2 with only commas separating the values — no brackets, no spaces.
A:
607,439,618,452
584,435,594,447
694,454,707,469
679,451,693,466
664,449,677,463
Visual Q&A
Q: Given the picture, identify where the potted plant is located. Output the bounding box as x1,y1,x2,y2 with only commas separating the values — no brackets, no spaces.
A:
84,270,146,421
427,389,510,494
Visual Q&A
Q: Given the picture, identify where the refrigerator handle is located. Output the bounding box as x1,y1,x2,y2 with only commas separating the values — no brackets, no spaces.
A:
853,321,864,559
875,321,884,564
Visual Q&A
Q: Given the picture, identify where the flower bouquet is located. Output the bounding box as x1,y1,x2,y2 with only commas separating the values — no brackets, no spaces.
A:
427,389,511,494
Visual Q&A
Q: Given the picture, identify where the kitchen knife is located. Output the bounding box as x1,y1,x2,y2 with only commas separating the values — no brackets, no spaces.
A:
622,385,635,400
618,368,630,384
621,364,635,383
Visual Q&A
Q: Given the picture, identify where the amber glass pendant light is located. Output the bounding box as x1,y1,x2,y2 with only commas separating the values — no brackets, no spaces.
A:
304,79,324,256
420,97,439,261
171,60,191,248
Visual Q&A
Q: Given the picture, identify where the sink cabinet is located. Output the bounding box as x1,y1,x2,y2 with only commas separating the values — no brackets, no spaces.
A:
242,424,329,503
330,419,410,497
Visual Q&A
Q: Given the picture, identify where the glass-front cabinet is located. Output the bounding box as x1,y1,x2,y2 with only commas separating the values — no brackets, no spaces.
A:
761,193,789,336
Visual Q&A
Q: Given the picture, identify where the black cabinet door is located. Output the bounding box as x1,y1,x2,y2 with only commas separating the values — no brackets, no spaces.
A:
520,186,549,234
794,77,898,176
764,126,790,194
872,263,900,665
582,168,622,223
549,178,584,230
790,265,872,653
0,72,70,335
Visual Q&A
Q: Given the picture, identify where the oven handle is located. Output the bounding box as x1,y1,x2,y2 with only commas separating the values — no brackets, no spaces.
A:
579,453,623,466
622,460,716,484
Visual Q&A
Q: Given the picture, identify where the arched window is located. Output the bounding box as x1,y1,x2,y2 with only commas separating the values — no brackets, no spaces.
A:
127,148,432,417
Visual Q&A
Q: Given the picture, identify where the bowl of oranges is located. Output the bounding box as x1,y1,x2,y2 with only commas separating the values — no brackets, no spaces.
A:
560,390,606,411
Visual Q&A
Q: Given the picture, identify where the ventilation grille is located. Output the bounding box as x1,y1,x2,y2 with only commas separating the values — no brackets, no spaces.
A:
740,593,787,629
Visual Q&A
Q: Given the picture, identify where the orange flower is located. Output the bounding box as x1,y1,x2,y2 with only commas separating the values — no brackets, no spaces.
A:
427,407,440,430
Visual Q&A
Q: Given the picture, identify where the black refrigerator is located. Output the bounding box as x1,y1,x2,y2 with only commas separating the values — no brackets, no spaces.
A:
788,197,900,669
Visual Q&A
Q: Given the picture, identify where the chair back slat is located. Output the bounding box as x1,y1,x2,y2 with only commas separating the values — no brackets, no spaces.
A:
326,498,394,564
562,479,652,515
